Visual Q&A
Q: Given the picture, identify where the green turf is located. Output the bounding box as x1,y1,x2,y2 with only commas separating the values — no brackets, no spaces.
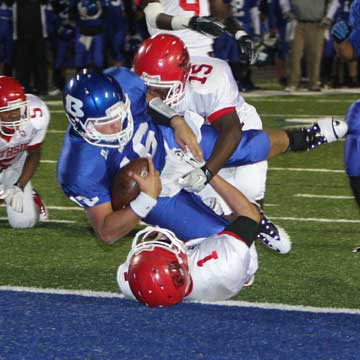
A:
1,94,359,309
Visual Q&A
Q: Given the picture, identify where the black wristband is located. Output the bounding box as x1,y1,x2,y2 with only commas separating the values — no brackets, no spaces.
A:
223,216,259,247
201,165,213,183
15,181,24,191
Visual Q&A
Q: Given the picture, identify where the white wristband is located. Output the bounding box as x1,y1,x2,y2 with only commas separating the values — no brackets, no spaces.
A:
130,192,157,218
171,16,191,30
235,30,248,40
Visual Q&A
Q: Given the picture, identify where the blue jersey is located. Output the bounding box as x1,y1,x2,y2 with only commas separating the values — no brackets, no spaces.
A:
57,67,271,240
231,0,259,34
57,68,166,208
344,100,360,177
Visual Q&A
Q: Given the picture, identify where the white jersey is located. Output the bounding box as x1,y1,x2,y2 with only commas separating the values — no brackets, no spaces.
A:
117,231,258,302
0,94,50,171
173,56,263,129
146,0,213,56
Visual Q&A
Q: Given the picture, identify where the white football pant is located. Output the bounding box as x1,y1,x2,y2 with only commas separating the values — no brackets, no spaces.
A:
0,152,38,228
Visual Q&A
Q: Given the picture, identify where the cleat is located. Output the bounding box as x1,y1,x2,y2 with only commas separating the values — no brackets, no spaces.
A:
32,190,48,221
304,118,348,150
257,215,291,254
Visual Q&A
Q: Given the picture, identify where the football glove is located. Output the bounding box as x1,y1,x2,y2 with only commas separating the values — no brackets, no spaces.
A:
283,11,295,22
178,165,213,193
0,184,9,199
331,21,351,43
320,17,332,29
188,16,226,38
5,185,24,213
235,31,257,65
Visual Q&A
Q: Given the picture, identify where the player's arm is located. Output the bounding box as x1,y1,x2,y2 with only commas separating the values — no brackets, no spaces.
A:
331,20,358,60
85,157,162,244
148,97,203,161
14,146,42,190
142,0,226,37
205,112,243,177
210,175,260,222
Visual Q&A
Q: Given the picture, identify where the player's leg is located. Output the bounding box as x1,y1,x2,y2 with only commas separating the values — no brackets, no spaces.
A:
7,182,38,228
344,100,360,208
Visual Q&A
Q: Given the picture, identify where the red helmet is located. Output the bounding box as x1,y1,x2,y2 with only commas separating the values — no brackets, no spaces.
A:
127,226,192,307
0,76,28,136
133,34,190,106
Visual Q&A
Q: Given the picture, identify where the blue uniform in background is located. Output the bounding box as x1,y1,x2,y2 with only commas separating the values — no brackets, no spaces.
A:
57,68,270,240
0,3,12,66
104,0,128,64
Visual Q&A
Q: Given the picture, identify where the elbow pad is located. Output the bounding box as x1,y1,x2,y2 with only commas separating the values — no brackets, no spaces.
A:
144,2,163,28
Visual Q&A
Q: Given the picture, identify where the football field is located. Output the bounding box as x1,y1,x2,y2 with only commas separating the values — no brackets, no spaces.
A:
1,92,359,359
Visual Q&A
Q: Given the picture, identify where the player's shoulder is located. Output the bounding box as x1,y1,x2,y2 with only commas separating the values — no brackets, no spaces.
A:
188,56,236,94
26,94,50,130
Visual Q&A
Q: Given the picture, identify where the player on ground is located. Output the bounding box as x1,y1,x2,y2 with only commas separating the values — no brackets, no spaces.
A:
0,76,49,228
57,69,347,248
117,171,260,306
132,33,267,213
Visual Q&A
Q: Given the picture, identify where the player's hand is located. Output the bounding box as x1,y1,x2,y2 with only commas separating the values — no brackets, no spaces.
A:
0,184,9,199
5,185,24,213
178,165,213,193
283,11,295,22
129,157,162,200
235,30,256,65
171,116,203,162
320,17,332,29
188,16,226,38
331,21,351,43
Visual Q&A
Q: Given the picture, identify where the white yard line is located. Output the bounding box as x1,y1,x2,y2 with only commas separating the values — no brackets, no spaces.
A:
269,167,344,173
0,285,359,314
295,194,354,199
270,216,360,223
0,217,77,224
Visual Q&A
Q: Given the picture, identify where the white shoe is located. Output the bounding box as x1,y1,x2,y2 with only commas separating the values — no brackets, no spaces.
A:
257,216,291,254
317,118,348,143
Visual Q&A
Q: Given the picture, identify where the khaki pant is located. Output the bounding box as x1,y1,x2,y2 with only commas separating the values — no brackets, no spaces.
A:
288,22,325,89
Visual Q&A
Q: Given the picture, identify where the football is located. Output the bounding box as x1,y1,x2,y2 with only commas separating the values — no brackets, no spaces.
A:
111,158,149,210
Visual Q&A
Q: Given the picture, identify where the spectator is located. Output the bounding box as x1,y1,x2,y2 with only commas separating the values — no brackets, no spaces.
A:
286,0,339,92
0,1,13,76
10,0,49,95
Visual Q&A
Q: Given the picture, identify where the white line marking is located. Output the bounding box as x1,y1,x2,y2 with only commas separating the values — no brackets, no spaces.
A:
270,216,360,223
48,129,65,133
295,194,354,199
1,285,359,314
46,206,83,211
269,167,344,173
0,217,77,224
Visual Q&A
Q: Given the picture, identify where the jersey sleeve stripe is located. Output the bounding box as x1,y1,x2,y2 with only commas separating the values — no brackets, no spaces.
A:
27,142,42,151
207,107,236,123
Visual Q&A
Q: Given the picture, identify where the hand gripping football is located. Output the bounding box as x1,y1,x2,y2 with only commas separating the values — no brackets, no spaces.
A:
111,158,149,210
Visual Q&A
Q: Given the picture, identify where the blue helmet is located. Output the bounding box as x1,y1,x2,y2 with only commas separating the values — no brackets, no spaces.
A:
63,70,134,149
350,0,360,29
79,0,100,18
